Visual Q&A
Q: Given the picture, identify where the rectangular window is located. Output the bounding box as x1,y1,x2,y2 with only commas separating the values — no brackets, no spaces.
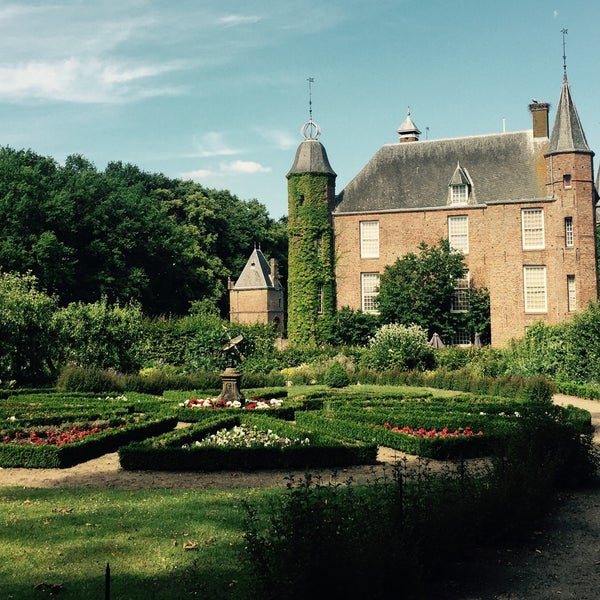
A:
453,329,472,346
522,208,545,249
565,217,574,247
450,184,468,205
448,215,469,254
563,174,572,188
567,275,576,312
451,274,470,313
524,266,547,312
361,272,380,314
360,221,379,258
317,284,323,315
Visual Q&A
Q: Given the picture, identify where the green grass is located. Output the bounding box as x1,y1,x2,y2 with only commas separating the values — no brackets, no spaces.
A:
0,487,278,599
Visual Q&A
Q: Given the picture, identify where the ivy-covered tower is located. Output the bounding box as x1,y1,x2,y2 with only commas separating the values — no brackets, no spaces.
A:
286,118,337,346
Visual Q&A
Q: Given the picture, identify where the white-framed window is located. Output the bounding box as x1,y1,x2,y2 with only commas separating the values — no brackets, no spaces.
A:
450,184,468,205
360,221,379,258
451,274,470,313
317,284,323,315
524,266,547,312
522,208,545,249
453,329,472,346
448,215,469,254
361,272,380,314
567,275,576,312
565,217,574,247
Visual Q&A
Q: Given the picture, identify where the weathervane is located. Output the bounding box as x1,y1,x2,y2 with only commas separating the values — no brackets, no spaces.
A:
561,28,568,79
301,76,321,140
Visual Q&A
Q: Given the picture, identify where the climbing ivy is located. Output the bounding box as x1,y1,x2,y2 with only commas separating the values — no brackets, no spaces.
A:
287,173,336,347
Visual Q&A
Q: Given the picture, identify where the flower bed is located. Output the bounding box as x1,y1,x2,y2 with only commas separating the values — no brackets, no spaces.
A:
181,396,284,410
0,416,177,468
383,423,483,438
119,414,377,472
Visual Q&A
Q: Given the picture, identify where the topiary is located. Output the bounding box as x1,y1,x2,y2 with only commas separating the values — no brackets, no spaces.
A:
323,362,350,388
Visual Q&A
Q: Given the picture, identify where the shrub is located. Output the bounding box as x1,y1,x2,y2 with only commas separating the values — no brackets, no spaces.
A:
361,323,434,372
56,365,124,393
323,362,350,388
521,375,556,404
53,298,144,373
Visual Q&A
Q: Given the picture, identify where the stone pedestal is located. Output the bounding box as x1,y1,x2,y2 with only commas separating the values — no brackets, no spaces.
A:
217,367,245,405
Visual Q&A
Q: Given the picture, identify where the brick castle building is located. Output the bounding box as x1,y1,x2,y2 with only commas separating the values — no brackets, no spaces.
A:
286,73,598,346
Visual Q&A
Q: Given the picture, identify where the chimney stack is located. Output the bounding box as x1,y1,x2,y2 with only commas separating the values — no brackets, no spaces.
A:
528,101,550,138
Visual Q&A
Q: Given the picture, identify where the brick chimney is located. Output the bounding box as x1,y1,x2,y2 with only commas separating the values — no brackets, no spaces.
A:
528,101,550,138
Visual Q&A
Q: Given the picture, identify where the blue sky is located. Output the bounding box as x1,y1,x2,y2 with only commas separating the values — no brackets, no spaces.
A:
0,0,598,219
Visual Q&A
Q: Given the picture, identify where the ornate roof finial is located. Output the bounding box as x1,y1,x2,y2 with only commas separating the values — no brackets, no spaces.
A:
561,28,568,79
301,77,321,140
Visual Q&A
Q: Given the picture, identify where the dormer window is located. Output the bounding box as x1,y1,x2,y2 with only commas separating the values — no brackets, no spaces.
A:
450,185,468,204
447,163,472,205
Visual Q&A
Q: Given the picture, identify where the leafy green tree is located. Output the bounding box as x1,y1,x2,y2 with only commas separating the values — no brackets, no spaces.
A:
0,271,58,383
52,298,145,373
322,307,379,347
377,239,489,342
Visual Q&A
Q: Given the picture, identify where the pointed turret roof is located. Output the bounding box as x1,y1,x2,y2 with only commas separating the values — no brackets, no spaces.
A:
233,248,282,290
547,76,592,156
397,110,421,141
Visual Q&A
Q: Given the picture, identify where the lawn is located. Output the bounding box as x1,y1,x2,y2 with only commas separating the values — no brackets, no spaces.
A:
0,487,277,600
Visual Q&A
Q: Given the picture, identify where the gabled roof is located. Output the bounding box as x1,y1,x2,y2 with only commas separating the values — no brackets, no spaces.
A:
233,248,282,290
547,76,592,156
335,131,549,214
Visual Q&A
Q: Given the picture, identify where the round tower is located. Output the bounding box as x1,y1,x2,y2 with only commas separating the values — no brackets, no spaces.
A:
286,118,337,346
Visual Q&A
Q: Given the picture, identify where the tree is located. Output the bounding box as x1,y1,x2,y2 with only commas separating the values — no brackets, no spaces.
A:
377,239,489,342
0,271,58,383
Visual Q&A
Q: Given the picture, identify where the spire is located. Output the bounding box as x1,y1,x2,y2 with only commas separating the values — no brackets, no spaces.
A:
547,76,591,156
397,108,421,142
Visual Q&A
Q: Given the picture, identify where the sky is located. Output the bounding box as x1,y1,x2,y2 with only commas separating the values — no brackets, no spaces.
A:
0,0,598,219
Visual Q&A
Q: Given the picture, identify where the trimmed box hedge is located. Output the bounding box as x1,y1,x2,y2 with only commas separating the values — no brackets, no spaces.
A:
0,416,177,468
118,413,377,472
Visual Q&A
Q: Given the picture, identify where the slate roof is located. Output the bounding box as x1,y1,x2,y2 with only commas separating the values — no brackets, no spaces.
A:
287,139,336,178
334,131,549,214
233,248,282,290
547,76,592,156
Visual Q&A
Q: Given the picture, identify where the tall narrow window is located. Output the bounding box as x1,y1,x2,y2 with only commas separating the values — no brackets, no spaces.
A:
567,275,576,311
565,217,574,247
360,221,379,258
522,208,545,249
524,266,547,312
563,174,572,189
448,215,469,254
361,272,380,314
451,274,470,312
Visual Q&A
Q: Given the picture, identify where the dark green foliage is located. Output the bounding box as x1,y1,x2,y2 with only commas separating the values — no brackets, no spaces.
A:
287,173,336,346
0,272,59,384
376,239,490,342
323,306,379,346
0,147,287,316
521,375,556,404
323,362,350,388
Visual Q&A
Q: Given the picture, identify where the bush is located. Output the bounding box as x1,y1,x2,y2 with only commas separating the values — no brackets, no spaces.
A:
521,375,555,404
323,362,350,388
361,323,434,372
56,365,124,393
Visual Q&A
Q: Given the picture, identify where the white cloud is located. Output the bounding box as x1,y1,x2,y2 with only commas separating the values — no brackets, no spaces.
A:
260,128,297,150
218,14,261,27
181,160,271,182
223,160,271,174
0,57,187,103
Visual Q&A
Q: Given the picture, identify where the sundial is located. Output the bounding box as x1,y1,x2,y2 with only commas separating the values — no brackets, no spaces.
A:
222,333,244,367
218,333,245,405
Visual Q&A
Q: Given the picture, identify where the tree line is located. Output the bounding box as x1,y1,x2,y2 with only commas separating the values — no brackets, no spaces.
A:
0,147,287,315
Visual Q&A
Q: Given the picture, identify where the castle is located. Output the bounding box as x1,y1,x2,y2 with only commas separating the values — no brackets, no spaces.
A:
283,71,598,346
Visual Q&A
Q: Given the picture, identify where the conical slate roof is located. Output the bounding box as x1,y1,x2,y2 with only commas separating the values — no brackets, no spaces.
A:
547,76,592,156
287,138,336,177
233,248,281,290
397,110,421,139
